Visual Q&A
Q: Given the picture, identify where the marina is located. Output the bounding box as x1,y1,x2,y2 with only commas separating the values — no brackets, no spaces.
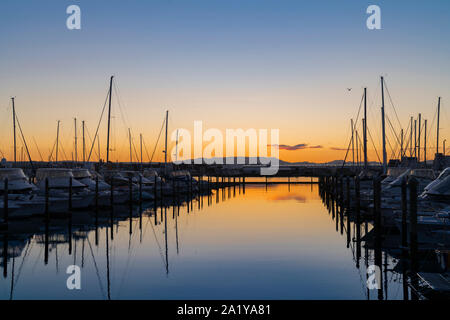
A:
1,0,450,306
1,74,450,300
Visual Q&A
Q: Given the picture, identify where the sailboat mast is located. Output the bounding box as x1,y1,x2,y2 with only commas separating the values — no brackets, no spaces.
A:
164,110,169,171
424,119,427,166
414,120,417,158
410,117,413,157
380,77,387,173
56,120,60,162
418,113,421,162
74,118,78,164
363,88,368,170
351,119,354,167
400,129,403,160
356,130,359,168
140,133,143,167
128,128,132,163
437,97,441,155
106,76,114,163
11,97,16,163
82,121,86,163
175,129,179,163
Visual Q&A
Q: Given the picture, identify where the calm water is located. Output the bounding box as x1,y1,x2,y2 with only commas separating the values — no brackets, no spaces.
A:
0,183,404,300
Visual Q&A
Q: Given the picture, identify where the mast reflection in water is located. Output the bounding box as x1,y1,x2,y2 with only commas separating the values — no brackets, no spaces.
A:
1,180,408,299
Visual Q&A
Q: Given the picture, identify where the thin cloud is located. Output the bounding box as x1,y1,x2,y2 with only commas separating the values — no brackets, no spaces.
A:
330,147,347,151
270,144,323,151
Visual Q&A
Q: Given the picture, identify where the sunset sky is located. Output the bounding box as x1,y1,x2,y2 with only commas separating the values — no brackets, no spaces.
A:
0,0,449,163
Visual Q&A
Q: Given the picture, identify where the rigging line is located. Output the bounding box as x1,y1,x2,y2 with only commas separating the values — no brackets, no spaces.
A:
14,113,33,168
150,116,166,163
113,81,132,140
87,235,106,299
32,137,44,162
149,216,167,268
87,88,109,162
383,80,403,130
142,137,152,163
48,137,57,162
113,80,131,129
401,118,412,158
12,240,33,291
117,218,148,298
85,125,100,160
59,141,69,161
385,133,396,161
385,115,401,159
428,107,438,138
367,127,382,164
129,129,140,163
386,114,401,147
341,93,365,168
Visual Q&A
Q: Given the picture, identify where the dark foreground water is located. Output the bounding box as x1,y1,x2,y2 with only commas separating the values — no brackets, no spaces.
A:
0,183,404,299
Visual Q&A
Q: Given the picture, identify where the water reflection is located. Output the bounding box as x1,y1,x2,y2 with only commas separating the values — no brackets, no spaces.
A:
0,181,430,300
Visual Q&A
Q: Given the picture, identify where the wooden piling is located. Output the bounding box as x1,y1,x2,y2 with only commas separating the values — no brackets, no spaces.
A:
346,177,350,208
139,175,143,205
355,176,361,268
95,176,99,214
2,234,7,278
68,176,73,211
373,177,384,300
129,176,133,213
3,178,8,225
45,178,49,218
401,179,408,255
110,176,114,207
409,178,418,274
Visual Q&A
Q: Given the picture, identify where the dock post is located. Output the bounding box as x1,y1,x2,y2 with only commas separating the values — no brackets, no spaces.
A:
409,178,418,275
355,176,361,267
139,175,143,206
68,179,73,254
3,178,8,225
401,179,408,256
110,176,114,207
2,234,7,278
45,178,49,218
110,176,114,240
346,177,350,209
373,176,383,300
154,178,158,225
154,175,157,208
243,177,246,194
172,178,176,206
160,178,164,206
95,176,99,215
69,176,73,211
129,176,133,214
95,176,99,246
44,177,49,264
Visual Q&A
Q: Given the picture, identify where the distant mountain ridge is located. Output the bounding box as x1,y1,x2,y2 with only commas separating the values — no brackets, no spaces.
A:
186,157,381,166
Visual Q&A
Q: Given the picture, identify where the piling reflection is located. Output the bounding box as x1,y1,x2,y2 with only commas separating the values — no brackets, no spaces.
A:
1,178,447,299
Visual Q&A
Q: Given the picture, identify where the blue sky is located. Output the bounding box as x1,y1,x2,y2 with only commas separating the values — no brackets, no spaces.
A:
0,0,449,162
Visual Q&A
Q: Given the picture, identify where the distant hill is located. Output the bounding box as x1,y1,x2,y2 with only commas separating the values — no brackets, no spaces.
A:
186,157,380,166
